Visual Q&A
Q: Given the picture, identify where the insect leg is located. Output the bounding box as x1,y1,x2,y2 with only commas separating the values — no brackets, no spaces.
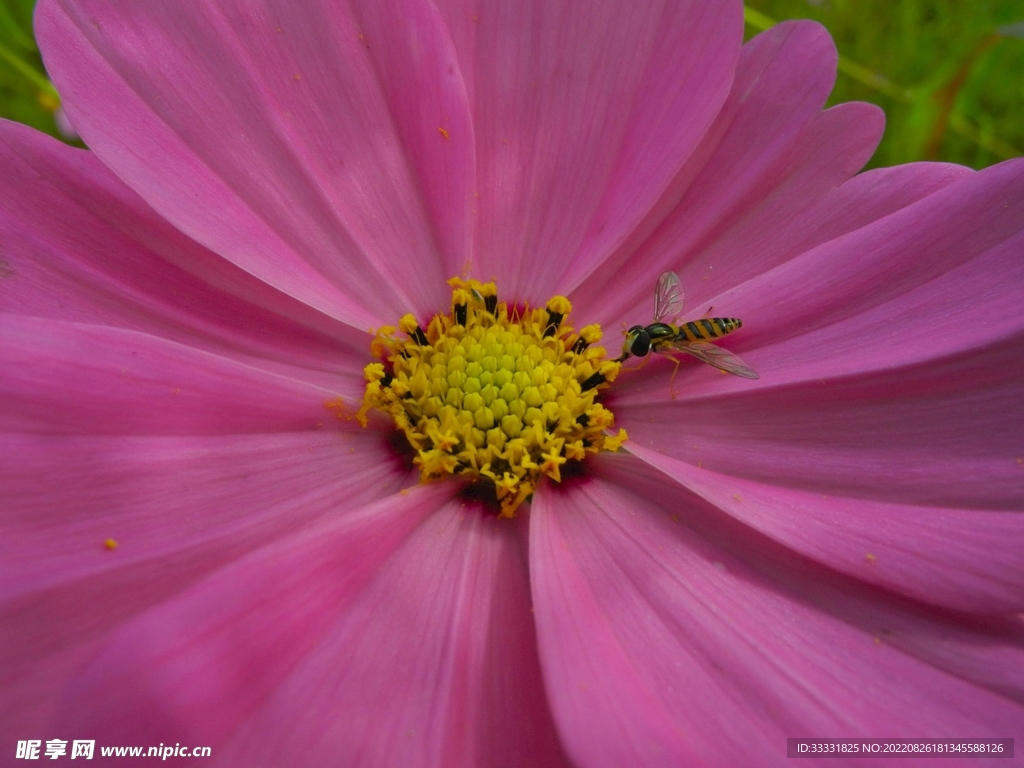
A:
636,353,655,371
658,352,684,399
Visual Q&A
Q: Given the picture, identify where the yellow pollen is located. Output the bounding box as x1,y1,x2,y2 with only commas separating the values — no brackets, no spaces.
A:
356,277,626,516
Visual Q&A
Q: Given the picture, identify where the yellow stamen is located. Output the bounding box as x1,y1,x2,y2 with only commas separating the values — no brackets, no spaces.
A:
354,278,626,516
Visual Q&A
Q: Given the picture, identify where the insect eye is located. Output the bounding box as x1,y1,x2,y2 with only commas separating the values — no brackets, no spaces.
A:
630,330,651,357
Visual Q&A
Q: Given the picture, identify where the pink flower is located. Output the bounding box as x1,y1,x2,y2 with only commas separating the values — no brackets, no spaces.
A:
3,0,1023,764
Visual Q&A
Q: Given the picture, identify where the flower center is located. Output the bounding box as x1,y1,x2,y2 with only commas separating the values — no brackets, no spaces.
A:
357,278,626,516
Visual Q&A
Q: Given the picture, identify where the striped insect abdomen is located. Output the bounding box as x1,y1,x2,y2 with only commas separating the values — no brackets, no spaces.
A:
677,317,742,342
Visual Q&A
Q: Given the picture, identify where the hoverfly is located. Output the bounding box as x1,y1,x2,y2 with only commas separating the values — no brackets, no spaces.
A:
615,271,758,383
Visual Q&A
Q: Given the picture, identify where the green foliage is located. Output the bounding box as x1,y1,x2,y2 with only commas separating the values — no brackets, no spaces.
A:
746,0,1024,168
0,0,63,138
0,0,1021,168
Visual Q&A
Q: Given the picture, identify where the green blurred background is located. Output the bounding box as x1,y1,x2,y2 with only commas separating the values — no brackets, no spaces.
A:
744,0,1024,169
2,0,1022,169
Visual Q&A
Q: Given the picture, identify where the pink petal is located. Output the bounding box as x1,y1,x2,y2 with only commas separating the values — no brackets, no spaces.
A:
739,223,1024,387
0,121,366,389
0,315,360,435
595,457,1024,712
612,162,1024,510
48,483,448,744
627,442,1024,614
667,160,972,318
571,21,896,324
1,429,406,599
616,333,1024,511
57,494,568,767
1,429,409,739
530,466,1024,767
435,0,742,302
36,0,476,324
714,158,1024,358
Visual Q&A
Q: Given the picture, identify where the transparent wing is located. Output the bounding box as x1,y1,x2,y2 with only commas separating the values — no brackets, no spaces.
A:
653,271,684,323
667,340,759,379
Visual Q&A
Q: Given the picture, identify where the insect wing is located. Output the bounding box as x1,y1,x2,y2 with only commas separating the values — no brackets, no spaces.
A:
670,341,759,379
653,271,684,323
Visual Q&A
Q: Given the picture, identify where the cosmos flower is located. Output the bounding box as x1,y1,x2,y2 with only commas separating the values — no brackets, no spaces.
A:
3,0,1024,765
